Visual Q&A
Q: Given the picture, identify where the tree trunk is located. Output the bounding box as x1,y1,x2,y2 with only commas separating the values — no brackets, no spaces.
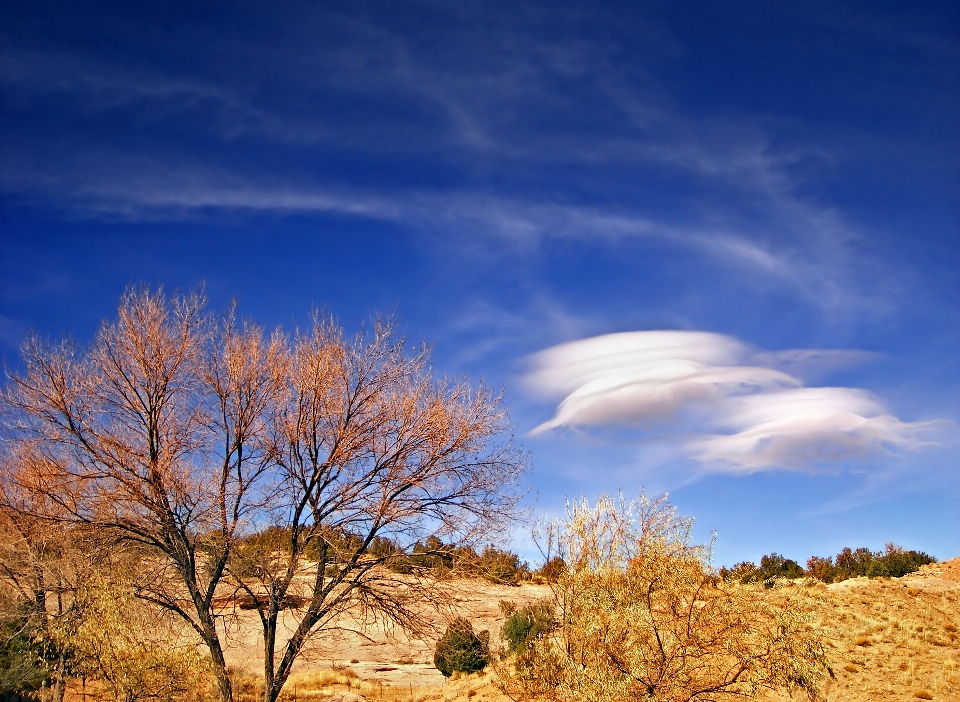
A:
50,652,67,702
262,614,277,702
201,623,234,702
212,663,234,702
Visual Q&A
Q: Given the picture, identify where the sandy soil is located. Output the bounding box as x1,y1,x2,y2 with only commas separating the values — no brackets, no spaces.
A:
219,579,553,689
797,558,960,702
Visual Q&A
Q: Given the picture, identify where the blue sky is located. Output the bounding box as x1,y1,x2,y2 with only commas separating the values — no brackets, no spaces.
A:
2,1,958,566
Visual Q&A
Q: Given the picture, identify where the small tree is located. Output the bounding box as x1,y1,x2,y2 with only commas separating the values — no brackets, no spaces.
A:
53,574,212,702
805,556,835,583
473,546,526,585
0,506,97,701
756,553,805,581
497,493,831,702
434,618,490,677
833,547,874,580
0,601,48,695
536,556,566,583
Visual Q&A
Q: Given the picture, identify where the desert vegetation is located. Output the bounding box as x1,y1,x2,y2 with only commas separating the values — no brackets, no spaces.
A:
493,493,831,702
433,619,490,678
1,289,957,702
720,544,935,587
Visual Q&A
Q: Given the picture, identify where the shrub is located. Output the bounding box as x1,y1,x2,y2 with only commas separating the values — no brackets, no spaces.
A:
718,561,758,583
434,618,490,677
0,610,48,694
757,553,805,581
719,554,802,587
867,544,935,578
537,557,567,583
806,545,935,583
477,546,527,585
497,493,830,702
385,536,454,574
805,555,835,582
384,539,528,584
501,601,554,655
834,547,874,580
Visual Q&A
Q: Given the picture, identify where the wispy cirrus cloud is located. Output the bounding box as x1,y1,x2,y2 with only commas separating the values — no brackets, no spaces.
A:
0,47,334,145
0,5,925,321
0,146,881,315
526,331,951,473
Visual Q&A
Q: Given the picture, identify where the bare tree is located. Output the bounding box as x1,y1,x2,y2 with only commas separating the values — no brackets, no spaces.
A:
225,317,527,702
1,288,527,702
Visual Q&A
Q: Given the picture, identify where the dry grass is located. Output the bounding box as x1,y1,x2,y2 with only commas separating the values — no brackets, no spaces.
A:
220,667,507,702
777,562,960,702
231,666,447,702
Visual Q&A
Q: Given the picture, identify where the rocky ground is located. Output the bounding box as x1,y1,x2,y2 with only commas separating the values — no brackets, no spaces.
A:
220,580,552,695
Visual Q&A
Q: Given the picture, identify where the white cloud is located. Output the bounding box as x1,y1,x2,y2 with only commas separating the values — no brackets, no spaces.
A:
527,331,947,472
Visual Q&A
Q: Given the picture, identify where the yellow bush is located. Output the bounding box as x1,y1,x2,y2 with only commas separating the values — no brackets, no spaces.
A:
497,493,831,702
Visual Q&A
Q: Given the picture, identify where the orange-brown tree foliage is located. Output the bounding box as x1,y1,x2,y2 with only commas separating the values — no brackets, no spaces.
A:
1,288,527,702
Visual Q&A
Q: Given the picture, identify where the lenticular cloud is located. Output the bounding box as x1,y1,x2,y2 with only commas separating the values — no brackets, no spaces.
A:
527,331,943,472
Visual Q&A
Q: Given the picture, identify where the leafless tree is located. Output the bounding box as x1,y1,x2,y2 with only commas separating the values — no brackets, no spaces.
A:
1,288,527,702
226,316,527,702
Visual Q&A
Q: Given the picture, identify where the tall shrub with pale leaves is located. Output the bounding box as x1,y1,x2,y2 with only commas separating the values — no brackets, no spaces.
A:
496,493,831,702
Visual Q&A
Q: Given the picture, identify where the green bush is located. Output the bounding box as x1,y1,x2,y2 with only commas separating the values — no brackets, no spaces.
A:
383,537,529,584
833,547,874,580
804,544,935,583
500,601,554,655
386,536,454,574
719,553,803,587
434,618,490,677
476,546,528,585
867,544,935,578
0,613,47,694
718,561,758,583
756,553,805,581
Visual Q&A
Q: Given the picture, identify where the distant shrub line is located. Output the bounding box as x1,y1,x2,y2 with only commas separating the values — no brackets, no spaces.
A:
234,527,934,590
385,535,532,585
719,543,935,586
224,527,536,587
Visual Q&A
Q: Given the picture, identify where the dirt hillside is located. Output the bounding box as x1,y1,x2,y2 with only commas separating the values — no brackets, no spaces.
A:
61,558,960,701
223,560,960,702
